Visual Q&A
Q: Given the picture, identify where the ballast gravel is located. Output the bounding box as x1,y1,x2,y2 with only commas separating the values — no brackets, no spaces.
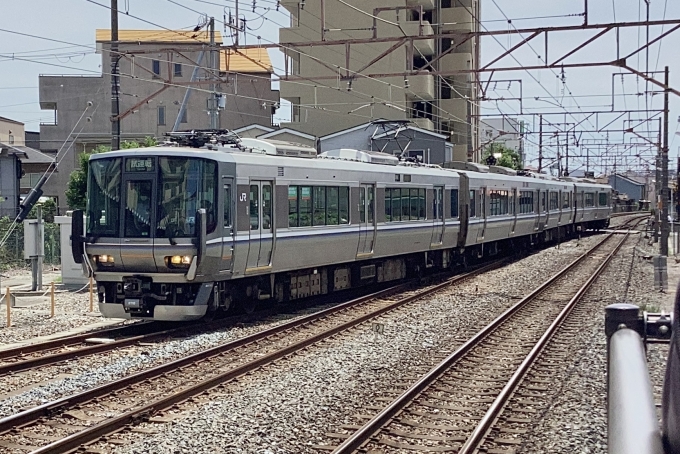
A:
64,234,611,454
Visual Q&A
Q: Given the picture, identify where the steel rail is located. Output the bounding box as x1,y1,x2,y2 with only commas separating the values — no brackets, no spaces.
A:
2,261,503,453
331,230,627,454
458,230,630,454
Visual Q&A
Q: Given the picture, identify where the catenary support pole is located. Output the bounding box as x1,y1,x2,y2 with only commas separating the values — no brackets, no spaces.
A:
111,0,120,150
661,66,670,256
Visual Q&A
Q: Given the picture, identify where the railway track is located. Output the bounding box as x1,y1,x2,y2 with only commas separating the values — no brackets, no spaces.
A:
326,222,639,453
0,260,504,453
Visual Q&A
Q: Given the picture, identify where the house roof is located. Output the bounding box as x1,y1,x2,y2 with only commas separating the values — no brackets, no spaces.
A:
258,128,316,141
611,173,645,187
0,116,24,126
221,48,273,73
96,29,223,45
0,144,54,164
232,124,275,135
319,121,378,141
372,125,448,140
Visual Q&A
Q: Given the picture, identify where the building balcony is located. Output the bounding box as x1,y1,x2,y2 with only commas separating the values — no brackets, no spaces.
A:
406,0,435,10
440,52,472,71
441,7,474,33
410,117,434,131
398,21,434,56
405,74,435,101
440,98,468,123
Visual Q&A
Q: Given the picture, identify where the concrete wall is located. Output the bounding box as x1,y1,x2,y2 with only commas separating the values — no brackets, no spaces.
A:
0,119,25,146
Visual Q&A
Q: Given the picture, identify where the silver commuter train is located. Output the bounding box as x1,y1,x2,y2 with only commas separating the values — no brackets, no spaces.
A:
71,137,612,321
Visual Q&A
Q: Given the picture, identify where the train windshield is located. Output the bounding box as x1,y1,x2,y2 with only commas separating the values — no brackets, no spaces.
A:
86,156,217,238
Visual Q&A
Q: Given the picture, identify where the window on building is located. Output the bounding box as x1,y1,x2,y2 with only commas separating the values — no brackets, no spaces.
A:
174,63,182,77
158,106,166,125
8,135,14,144
585,192,595,207
152,60,161,76
450,189,459,218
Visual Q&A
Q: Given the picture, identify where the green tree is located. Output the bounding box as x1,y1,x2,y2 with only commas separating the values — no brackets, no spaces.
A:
482,142,522,170
28,197,57,222
65,138,157,210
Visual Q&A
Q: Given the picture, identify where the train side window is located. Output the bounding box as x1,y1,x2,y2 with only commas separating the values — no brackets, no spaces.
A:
599,192,607,206
368,186,375,223
549,192,559,211
562,192,570,209
288,186,298,227
450,189,459,218
585,192,595,207
391,188,402,221
327,187,339,225
299,186,312,226
410,189,419,220
419,188,426,220
469,190,476,217
223,184,231,228
313,186,326,226
262,184,272,230
385,188,393,221
339,187,349,224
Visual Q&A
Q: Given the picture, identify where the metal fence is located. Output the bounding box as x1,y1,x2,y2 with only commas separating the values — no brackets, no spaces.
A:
0,217,61,270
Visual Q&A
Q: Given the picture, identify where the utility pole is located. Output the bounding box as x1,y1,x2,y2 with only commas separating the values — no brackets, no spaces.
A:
208,17,218,130
661,66,670,256
538,115,543,173
110,0,120,150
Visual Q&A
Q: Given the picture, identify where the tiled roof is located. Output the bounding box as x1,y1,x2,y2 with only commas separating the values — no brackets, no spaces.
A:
221,48,272,73
0,144,54,164
96,29,223,44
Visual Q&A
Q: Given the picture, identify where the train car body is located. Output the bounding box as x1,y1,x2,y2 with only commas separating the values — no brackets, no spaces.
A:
72,139,612,321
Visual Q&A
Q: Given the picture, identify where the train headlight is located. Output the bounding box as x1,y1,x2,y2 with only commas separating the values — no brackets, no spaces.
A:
167,255,192,268
96,254,115,265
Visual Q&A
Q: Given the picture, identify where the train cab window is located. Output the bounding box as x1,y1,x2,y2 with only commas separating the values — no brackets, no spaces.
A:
288,186,298,227
599,192,608,206
585,192,595,207
469,190,476,217
450,189,459,218
562,192,570,209
223,184,231,228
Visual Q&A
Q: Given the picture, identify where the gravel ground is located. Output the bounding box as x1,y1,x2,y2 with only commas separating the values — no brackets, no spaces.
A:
69,235,607,454
518,229,673,454
0,269,121,346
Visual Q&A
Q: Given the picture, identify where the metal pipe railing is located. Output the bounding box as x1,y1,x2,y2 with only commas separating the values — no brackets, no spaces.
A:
606,303,665,454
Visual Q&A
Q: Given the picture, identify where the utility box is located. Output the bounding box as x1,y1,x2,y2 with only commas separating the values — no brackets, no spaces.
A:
23,218,44,259
55,214,88,286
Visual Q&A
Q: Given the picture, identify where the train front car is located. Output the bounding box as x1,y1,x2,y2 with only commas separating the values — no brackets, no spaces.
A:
71,148,228,321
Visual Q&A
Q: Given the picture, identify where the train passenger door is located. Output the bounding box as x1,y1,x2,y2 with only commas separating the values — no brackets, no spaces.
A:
533,189,541,231
246,181,274,270
431,186,444,246
220,180,235,272
477,189,487,241
357,184,375,257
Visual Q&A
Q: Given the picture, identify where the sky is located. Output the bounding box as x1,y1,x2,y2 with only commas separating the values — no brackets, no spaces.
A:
0,0,679,173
